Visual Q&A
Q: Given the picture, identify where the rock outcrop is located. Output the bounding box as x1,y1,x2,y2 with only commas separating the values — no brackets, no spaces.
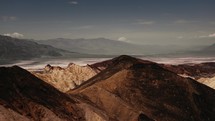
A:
197,76,215,89
33,63,98,92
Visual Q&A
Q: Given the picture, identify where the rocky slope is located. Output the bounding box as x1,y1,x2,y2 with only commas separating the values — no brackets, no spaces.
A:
68,55,215,121
90,57,215,89
0,66,85,121
32,63,98,92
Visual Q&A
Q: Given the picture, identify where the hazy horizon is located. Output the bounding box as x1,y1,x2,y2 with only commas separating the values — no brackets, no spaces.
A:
1,0,215,46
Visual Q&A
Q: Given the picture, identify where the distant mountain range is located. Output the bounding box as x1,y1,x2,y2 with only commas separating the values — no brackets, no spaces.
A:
35,38,199,55
0,35,89,64
0,35,214,65
34,37,215,56
203,43,215,52
183,44,215,57
35,38,149,55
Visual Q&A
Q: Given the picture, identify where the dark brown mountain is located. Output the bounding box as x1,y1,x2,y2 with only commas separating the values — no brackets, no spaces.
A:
69,55,215,121
91,56,215,79
89,55,153,72
0,66,85,121
90,57,215,89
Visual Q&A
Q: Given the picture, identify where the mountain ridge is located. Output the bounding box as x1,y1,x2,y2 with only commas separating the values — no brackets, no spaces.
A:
0,35,90,64
35,38,196,55
68,55,215,121
1,55,215,121
203,43,215,52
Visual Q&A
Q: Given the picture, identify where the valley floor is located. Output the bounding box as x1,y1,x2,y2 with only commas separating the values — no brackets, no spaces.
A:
1,56,215,71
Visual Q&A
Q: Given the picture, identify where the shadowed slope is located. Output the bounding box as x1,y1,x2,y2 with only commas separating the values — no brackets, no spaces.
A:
0,66,85,121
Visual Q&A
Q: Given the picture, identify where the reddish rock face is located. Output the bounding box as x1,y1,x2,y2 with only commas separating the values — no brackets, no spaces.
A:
69,55,215,121
0,66,85,121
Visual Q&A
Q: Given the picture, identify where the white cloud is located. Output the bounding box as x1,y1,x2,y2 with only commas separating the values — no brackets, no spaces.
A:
199,33,215,38
208,33,215,37
118,37,129,42
4,32,24,38
0,16,17,22
69,1,78,5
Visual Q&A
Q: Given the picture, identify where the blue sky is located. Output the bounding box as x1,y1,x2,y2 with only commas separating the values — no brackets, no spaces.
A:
1,0,215,45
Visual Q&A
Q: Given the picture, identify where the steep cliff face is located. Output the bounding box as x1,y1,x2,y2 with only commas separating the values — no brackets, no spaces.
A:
69,55,215,121
33,63,98,92
0,66,85,121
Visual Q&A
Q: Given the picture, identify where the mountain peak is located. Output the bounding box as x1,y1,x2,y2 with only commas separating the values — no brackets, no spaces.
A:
90,55,154,72
112,55,152,63
113,55,136,61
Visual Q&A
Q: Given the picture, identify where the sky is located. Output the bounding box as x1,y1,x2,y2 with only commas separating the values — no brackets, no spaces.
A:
1,0,215,46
